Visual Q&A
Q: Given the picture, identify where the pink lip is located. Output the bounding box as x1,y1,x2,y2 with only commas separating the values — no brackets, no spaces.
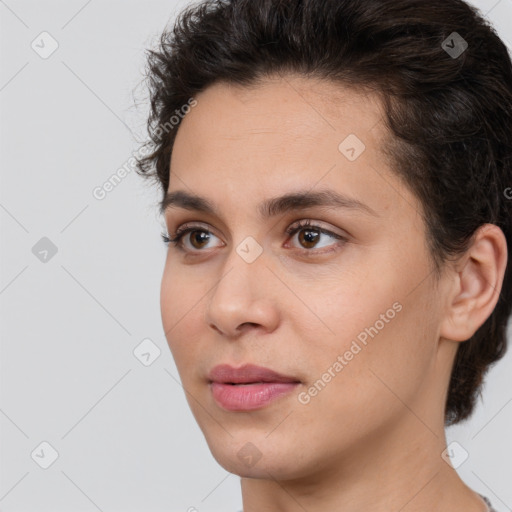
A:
208,364,301,411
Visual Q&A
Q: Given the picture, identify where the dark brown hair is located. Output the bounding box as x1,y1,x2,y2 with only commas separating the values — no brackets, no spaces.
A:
135,0,512,425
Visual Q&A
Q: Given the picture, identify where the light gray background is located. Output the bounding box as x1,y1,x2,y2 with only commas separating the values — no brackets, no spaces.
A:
1,1,511,511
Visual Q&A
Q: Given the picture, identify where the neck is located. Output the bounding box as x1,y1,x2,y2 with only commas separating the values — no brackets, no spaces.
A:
239,413,486,512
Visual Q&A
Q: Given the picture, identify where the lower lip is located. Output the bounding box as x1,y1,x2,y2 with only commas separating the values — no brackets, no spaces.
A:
210,381,299,411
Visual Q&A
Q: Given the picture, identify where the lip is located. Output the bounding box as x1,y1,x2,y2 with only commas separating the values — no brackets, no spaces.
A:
208,364,301,411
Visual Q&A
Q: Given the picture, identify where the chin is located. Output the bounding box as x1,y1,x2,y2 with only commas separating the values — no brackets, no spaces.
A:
203,432,310,480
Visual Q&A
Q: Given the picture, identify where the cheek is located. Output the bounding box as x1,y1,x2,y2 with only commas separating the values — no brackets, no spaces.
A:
160,263,180,338
160,262,205,365
295,300,435,444
300,263,437,406
296,267,399,359
331,294,438,419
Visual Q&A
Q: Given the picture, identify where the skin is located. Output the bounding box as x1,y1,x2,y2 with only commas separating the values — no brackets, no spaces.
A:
160,74,507,512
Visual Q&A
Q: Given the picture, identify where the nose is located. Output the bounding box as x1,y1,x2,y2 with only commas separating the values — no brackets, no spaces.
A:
203,247,280,338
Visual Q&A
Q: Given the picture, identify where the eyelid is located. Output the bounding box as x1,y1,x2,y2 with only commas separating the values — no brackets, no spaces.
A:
173,221,216,235
285,218,346,237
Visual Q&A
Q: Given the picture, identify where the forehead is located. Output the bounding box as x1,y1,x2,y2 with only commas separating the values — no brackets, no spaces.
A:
168,75,419,224
175,75,385,146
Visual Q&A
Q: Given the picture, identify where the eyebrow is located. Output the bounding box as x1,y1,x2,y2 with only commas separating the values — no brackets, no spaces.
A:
160,188,379,218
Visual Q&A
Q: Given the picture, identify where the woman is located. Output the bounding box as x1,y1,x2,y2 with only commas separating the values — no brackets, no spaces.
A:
136,0,511,510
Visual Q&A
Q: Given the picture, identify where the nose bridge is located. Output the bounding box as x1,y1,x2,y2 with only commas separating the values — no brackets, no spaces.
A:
212,236,266,303
204,236,277,335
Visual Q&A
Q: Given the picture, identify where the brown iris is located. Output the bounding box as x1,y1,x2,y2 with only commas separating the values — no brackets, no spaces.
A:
190,231,211,249
298,228,320,249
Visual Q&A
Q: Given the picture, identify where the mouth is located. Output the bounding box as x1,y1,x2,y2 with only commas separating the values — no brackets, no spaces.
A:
208,364,301,411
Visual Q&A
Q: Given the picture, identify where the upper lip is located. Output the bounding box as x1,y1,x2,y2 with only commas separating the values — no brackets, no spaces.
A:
208,364,301,384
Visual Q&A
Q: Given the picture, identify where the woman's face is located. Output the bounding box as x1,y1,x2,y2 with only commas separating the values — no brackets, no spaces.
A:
160,75,453,480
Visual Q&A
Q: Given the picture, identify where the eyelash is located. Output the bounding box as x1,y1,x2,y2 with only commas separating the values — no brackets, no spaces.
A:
161,220,347,255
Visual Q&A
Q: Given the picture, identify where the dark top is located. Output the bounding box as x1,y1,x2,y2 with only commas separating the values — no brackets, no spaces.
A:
481,494,497,511
236,495,497,511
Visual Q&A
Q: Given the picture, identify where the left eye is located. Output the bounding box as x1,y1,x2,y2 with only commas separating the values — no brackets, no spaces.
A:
285,221,346,251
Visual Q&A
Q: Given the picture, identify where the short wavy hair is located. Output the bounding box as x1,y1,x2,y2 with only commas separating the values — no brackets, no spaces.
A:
135,0,512,425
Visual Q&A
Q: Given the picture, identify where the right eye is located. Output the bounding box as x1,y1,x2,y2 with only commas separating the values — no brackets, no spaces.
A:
162,224,225,252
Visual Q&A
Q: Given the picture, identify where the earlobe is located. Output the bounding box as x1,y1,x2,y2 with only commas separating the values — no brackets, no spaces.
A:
439,224,508,343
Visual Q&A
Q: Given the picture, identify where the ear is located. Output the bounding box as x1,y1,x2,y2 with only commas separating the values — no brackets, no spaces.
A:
440,224,508,342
